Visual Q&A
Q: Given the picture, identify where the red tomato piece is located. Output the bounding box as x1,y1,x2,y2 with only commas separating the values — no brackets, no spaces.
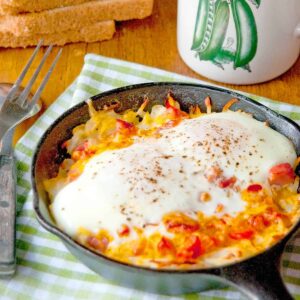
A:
117,224,130,237
157,237,174,253
229,230,254,240
165,96,175,109
166,219,199,233
116,119,135,130
262,208,282,223
72,141,96,161
268,163,296,185
177,235,203,260
247,184,263,192
74,140,89,152
210,236,220,247
248,215,269,231
219,176,236,188
87,236,109,252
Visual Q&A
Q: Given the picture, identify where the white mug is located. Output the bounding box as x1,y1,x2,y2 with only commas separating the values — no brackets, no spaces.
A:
177,0,300,85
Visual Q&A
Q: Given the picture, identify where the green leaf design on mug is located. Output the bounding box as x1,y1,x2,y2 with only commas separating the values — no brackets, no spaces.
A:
191,0,261,70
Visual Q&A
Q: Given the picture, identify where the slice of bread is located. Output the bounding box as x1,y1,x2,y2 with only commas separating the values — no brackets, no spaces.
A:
0,20,115,48
0,0,154,36
0,0,94,15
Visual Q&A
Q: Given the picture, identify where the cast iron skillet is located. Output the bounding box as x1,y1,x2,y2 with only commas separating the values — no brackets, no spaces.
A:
32,82,300,300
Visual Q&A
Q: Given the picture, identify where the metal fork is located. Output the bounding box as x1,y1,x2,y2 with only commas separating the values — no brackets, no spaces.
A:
0,40,62,141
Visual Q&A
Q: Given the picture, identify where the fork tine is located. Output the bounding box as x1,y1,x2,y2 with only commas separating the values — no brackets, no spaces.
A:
28,49,63,111
17,44,53,107
5,40,43,103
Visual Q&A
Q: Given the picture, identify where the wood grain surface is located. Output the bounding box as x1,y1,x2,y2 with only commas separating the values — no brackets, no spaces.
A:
0,0,298,141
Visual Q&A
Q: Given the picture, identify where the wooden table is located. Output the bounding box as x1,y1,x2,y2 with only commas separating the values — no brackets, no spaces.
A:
0,0,299,142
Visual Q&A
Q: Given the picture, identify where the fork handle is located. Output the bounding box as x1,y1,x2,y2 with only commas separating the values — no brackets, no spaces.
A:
0,154,16,276
0,125,9,143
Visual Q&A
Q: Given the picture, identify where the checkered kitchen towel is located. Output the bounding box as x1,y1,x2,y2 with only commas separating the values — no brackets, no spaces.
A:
1,54,300,300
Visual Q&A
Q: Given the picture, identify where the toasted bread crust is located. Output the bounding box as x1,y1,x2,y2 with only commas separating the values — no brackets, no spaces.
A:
0,0,154,36
0,0,94,14
0,20,115,48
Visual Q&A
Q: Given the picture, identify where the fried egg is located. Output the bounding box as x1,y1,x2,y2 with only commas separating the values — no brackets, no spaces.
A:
51,111,297,238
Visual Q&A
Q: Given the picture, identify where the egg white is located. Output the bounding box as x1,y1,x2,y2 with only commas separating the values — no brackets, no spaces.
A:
51,111,297,237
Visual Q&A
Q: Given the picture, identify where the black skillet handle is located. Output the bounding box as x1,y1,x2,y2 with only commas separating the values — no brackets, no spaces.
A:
220,244,293,300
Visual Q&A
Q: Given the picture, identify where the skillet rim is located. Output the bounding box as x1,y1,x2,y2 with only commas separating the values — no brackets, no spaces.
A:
31,81,300,274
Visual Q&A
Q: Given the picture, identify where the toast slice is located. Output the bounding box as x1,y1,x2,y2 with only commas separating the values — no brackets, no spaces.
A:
0,20,115,48
0,0,154,36
0,0,94,15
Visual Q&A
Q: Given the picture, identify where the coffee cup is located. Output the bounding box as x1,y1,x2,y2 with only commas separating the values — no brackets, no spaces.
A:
177,0,300,85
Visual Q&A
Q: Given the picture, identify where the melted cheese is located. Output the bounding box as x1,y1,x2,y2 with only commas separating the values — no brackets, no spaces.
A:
51,111,297,238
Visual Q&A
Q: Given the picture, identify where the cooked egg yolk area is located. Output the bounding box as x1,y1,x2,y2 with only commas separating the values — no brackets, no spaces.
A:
46,101,299,269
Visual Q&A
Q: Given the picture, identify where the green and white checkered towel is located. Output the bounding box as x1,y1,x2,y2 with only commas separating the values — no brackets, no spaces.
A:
2,54,300,300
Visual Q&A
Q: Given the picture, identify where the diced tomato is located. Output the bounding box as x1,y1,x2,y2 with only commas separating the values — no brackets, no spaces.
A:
268,163,296,185
72,141,95,161
210,236,220,247
229,230,254,240
117,224,130,237
166,220,199,233
177,235,203,260
75,141,89,152
263,207,292,227
116,119,135,131
247,184,263,192
219,176,236,188
248,215,270,231
87,236,109,252
157,237,174,253
164,213,200,232
262,208,282,223
220,214,232,225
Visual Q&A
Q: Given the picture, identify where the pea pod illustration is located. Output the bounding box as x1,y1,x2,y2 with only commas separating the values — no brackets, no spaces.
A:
199,0,230,61
231,0,258,68
191,0,214,51
191,0,260,70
